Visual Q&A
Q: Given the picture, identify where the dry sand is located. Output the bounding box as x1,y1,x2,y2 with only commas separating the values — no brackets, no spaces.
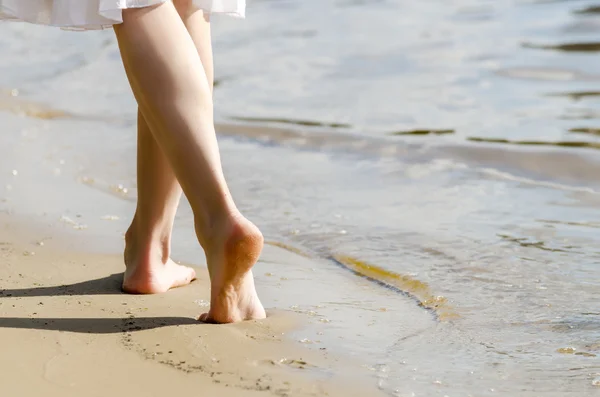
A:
0,215,382,397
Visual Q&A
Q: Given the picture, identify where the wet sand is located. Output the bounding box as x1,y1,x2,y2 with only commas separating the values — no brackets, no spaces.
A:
0,90,437,396
0,92,429,395
0,213,387,397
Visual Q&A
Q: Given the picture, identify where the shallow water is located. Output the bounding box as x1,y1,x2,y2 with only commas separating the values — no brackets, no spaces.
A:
1,0,600,395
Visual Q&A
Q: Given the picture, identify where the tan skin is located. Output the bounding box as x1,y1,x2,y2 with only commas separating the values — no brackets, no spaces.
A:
116,0,265,323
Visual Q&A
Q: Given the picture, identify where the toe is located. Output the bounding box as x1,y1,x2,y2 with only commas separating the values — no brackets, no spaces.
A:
180,266,196,284
189,267,197,282
198,313,210,322
171,264,196,289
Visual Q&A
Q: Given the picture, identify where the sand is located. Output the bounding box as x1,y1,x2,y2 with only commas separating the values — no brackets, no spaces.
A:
0,90,431,396
0,214,383,397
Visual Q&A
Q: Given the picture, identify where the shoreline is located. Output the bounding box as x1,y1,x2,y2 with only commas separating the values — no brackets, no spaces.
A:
3,88,600,193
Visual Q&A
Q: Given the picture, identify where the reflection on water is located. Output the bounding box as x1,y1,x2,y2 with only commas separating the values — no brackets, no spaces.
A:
1,0,600,396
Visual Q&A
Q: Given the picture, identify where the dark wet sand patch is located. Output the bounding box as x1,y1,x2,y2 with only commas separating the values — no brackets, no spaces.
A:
265,242,456,320
497,233,570,253
0,90,130,124
546,91,600,101
389,129,455,136
265,241,312,258
0,96,71,120
522,41,600,52
230,116,351,129
330,255,458,321
573,5,600,14
537,219,600,229
569,127,600,135
467,136,600,150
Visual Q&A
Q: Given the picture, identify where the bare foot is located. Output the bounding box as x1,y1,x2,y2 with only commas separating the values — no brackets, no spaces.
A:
198,215,266,323
122,227,196,294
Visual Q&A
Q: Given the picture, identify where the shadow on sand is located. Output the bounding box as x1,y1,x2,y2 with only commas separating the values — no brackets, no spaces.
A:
0,273,201,333
0,316,199,334
1,273,124,298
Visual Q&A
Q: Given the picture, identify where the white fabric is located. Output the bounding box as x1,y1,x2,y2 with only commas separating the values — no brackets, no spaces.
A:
0,0,245,29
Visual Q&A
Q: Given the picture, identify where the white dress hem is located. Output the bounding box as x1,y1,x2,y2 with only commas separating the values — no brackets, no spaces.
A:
0,0,245,30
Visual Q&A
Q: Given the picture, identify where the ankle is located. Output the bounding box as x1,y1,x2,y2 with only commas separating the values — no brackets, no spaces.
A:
192,203,235,244
125,217,172,265
194,210,259,250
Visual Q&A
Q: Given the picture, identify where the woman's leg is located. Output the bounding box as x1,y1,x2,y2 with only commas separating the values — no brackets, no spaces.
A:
174,0,214,87
122,109,196,294
122,2,214,294
114,2,265,323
